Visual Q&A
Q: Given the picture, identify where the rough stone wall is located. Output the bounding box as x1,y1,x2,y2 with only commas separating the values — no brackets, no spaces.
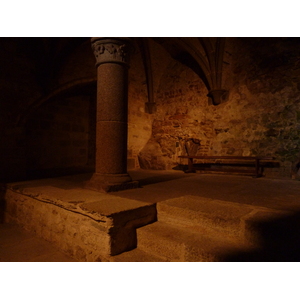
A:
56,39,96,87
4,189,109,261
228,38,300,177
0,38,97,181
1,38,300,181
4,182,157,261
130,39,182,170
127,45,154,169
139,59,209,170
0,38,43,181
137,38,300,178
25,95,93,176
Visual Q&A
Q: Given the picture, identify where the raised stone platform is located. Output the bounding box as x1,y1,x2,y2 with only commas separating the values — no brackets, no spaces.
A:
157,196,292,244
2,170,300,262
3,175,156,261
0,223,77,262
135,195,300,261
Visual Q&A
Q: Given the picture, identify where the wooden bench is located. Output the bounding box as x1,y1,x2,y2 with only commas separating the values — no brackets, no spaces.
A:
178,155,275,178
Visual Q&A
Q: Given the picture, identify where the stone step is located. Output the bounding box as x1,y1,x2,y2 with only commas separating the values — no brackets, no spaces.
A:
156,195,290,245
136,221,256,262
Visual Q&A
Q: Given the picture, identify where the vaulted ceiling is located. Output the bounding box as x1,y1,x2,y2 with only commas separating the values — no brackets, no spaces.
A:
6,37,229,125
15,37,227,98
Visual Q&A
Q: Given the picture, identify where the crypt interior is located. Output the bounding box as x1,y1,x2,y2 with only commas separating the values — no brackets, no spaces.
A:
1,37,300,262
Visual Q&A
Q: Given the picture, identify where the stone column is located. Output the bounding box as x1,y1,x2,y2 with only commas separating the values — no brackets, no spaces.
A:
86,37,138,192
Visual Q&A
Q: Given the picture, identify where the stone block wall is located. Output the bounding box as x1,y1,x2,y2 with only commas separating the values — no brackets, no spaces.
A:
127,100,153,169
4,189,110,261
136,38,300,178
0,128,27,181
1,38,299,181
128,46,154,169
25,95,93,177
0,38,42,181
3,183,157,261
56,38,96,87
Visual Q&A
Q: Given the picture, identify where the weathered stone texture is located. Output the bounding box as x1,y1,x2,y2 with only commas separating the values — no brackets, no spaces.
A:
137,38,300,178
128,45,154,169
1,38,300,181
4,190,109,261
56,39,96,87
0,39,43,181
25,95,92,176
4,184,157,261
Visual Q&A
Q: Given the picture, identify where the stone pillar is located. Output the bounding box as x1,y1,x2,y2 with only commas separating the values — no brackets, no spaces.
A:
86,37,139,192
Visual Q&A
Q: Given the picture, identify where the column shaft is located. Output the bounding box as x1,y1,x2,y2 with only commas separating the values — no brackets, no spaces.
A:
96,64,128,175
86,37,139,192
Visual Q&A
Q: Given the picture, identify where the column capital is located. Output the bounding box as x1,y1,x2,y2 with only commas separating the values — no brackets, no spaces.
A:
91,37,132,67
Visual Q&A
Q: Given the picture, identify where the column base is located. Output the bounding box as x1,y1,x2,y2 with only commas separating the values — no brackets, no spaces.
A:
85,173,139,193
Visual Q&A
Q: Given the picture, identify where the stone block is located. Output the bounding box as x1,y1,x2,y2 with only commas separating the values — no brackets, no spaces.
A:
157,196,253,240
4,180,157,260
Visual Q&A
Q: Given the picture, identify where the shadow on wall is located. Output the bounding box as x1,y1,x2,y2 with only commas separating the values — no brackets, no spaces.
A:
224,211,300,262
0,183,6,223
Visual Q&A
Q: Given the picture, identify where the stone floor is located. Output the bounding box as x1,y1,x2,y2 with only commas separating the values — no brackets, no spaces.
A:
1,169,300,262
115,169,300,212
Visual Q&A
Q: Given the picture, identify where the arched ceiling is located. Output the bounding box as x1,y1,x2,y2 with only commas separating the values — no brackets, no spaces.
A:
140,37,228,107
18,37,90,93
18,37,227,96
17,37,229,124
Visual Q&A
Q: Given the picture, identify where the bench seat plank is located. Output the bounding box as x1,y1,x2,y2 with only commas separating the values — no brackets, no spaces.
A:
178,156,275,177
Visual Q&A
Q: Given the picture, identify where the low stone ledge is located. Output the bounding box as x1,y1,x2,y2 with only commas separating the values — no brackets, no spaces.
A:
4,180,157,261
157,195,293,246
79,199,157,255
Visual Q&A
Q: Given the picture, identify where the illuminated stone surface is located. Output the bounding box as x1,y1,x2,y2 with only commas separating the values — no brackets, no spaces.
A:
1,38,300,261
86,38,139,192
1,38,300,181
3,170,300,261
4,175,156,261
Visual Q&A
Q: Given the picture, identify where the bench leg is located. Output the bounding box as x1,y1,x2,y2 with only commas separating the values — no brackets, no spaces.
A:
185,158,195,173
253,159,262,178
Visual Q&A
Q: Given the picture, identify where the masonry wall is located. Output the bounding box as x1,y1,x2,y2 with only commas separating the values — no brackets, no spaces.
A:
56,38,96,87
127,43,154,169
1,38,299,182
137,38,300,178
0,38,43,181
0,38,97,181
4,188,110,261
25,95,95,177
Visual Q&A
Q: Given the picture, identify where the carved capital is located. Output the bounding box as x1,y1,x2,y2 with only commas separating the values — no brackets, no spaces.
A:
91,37,132,67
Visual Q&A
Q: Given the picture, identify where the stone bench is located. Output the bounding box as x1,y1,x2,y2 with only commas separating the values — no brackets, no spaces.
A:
178,155,275,178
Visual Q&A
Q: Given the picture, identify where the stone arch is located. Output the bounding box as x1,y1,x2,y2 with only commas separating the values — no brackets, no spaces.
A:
23,81,97,179
150,37,228,105
17,78,97,127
